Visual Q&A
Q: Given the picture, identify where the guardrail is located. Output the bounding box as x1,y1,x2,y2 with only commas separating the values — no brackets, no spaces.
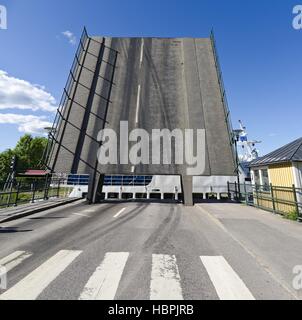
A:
0,177,69,209
228,182,302,221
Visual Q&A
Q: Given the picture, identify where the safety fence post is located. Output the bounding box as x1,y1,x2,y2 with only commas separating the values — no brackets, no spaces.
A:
270,183,276,213
244,182,248,205
57,179,61,198
31,180,37,203
14,182,21,207
44,174,50,200
292,184,299,221
255,184,259,208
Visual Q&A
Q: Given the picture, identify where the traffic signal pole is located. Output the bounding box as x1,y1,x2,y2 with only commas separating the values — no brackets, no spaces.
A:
5,155,18,206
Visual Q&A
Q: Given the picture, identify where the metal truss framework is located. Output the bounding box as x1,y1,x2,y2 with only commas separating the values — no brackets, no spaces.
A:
43,28,118,180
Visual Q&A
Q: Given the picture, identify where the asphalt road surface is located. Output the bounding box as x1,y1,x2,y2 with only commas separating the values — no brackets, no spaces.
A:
0,200,301,300
51,37,236,177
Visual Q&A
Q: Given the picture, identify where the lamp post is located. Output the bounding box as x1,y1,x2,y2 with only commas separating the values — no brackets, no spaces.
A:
41,127,57,197
232,129,244,201
42,127,56,169
44,127,56,138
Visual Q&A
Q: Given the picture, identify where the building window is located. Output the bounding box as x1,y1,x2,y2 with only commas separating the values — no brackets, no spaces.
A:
261,169,270,191
254,170,260,185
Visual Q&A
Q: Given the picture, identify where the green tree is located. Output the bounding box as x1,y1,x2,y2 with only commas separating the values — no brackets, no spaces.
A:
0,134,48,181
14,134,47,170
0,149,15,181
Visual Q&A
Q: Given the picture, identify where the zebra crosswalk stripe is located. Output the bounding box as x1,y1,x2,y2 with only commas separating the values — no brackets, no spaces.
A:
0,249,256,300
150,254,183,300
79,252,129,300
0,250,82,300
200,256,255,300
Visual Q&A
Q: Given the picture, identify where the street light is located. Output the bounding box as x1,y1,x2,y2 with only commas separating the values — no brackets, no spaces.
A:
44,127,56,137
232,129,244,201
39,127,57,170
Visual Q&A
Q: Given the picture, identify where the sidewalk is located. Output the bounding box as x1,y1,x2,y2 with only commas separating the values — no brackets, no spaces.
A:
0,197,82,224
197,202,302,299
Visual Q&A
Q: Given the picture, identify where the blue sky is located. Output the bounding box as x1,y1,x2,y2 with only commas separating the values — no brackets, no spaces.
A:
0,0,301,156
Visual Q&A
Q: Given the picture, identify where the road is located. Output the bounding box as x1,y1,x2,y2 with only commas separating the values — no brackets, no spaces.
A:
0,200,301,300
50,37,236,178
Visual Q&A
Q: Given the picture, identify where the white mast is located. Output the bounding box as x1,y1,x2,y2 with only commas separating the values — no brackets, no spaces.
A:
237,120,261,162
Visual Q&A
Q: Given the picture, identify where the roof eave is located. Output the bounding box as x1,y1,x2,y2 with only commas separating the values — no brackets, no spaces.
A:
249,159,294,168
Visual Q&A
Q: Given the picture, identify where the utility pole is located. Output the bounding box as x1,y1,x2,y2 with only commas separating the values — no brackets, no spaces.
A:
232,129,242,201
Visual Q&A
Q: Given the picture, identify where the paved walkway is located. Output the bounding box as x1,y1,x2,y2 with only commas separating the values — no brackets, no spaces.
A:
0,197,82,224
197,202,302,299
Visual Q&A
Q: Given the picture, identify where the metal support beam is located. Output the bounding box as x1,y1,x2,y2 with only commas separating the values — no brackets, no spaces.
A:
87,173,104,204
71,37,106,173
181,175,194,206
49,30,91,172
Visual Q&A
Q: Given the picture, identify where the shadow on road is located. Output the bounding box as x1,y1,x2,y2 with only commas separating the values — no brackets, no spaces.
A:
0,227,32,233
28,217,67,220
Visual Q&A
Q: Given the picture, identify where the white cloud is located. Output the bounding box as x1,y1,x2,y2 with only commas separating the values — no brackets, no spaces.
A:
0,113,52,135
62,30,77,45
0,70,57,112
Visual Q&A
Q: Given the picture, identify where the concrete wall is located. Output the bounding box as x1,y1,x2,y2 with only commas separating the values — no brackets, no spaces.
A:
68,174,238,199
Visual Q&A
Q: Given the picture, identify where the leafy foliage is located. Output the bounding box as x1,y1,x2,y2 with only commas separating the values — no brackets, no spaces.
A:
0,134,48,181
0,149,15,180
284,209,299,221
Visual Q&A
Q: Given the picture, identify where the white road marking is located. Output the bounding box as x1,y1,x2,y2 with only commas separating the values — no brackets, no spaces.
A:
139,39,144,67
113,208,126,218
133,42,144,165
0,251,32,272
0,250,82,300
73,212,90,218
200,256,255,300
135,84,141,124
150,254,183,300
79,252,129,300
82,209,96,213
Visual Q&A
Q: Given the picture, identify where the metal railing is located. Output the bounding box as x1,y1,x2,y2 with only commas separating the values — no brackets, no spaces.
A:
65,174,153,187
43,27,119,179
67,174,90,186
43,27,90,169
0,177,68,209
228,182,302,221
104,175,153,186
210,31,236,163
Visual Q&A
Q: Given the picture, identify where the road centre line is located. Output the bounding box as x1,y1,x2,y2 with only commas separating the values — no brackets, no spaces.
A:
113,208,126,218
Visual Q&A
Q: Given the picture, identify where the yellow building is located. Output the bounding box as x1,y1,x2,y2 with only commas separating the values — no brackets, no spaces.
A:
249,138,302,215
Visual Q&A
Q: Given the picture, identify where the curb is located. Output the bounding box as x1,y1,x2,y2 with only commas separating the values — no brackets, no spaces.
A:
0,198,82,224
